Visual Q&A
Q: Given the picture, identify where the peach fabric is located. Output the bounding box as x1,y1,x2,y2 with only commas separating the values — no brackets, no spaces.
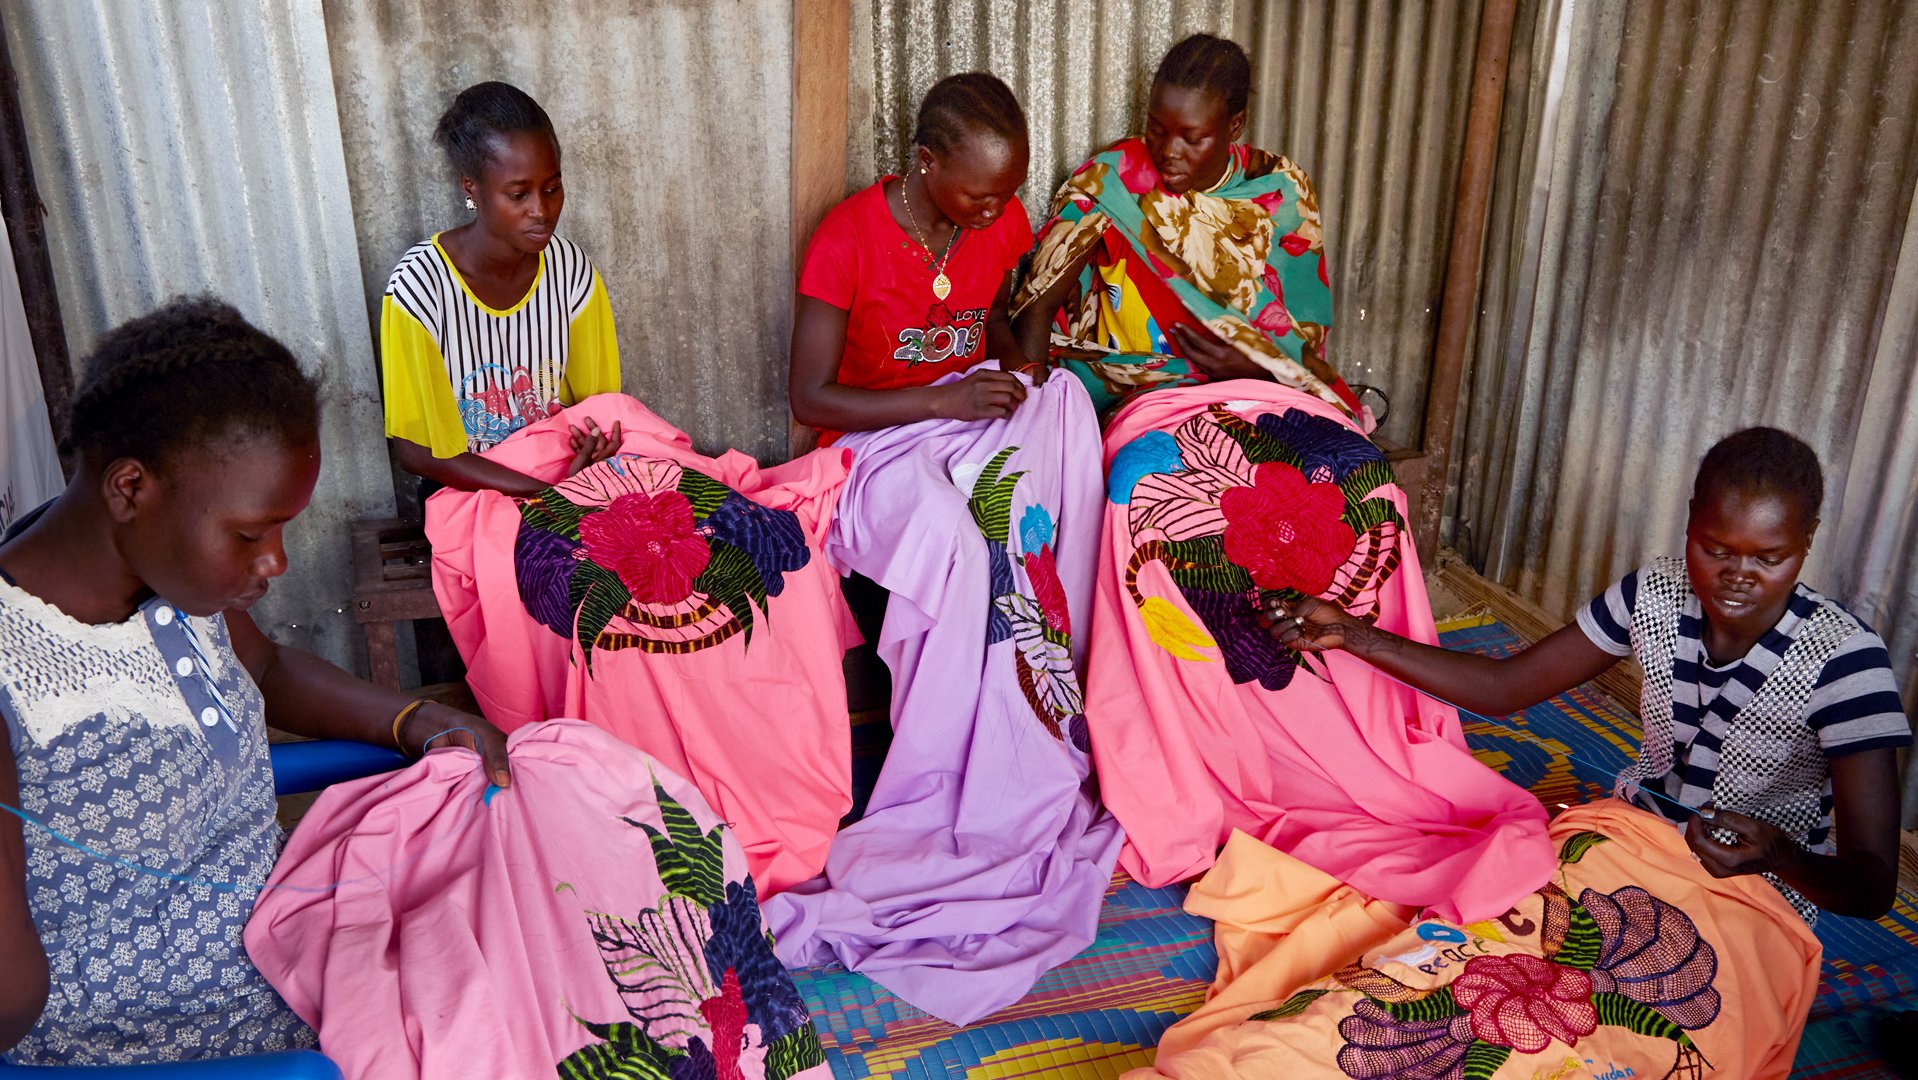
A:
1133,800,1820,1080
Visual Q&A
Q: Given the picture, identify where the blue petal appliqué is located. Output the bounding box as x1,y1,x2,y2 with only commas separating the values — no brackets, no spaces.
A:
1018,504,1056,555
1107,430,1184,504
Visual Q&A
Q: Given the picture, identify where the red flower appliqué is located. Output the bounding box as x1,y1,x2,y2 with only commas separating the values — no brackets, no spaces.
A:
699,967,750,1080
577,490,712,605
1025,545,1071,635
1452,954,1598,1053
1218,462,1356,596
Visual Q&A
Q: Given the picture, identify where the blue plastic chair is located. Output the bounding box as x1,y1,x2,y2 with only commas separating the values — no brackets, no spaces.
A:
0,1054,347,1079
1,740,407,1078
267,740,407,799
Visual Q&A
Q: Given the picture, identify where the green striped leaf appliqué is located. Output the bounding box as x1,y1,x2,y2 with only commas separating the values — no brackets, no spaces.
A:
763,1024,828,1080
1592,991,1689,1044
1159,536,1255,594
1162,534,1230,563
1554,898,1605,971
1166,560,1256,596
555,1018,681,1080
1460,1041,1511,1080
1558,831,1611,865
691,539,765,648
1337,459,1398,506
628,782,727,909
523,487,592,539
1209,404,1303,468
1342,494,1403,536
675,469,733,518
966,446,1026,544
1247,988,1332,1022
571,560,634,673
1381,986,1461,1023
1337,460,1404,537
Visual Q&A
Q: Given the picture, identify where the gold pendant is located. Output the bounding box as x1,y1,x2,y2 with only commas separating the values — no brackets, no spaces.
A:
932,272,952,301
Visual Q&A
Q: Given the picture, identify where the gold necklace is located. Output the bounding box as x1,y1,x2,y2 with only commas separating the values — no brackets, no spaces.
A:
1200,158,1237,194
899,177,960,301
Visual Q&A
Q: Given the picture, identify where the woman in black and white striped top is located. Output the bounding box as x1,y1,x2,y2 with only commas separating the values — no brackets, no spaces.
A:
381,81,624,497
1265,427,1909,923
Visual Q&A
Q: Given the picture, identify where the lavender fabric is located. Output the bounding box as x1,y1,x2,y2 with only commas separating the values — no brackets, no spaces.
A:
763,365,1124,1026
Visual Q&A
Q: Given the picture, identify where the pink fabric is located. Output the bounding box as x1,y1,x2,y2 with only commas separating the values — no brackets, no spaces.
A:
426,394,859,895
1085,382,1553,922
245,720,832,1080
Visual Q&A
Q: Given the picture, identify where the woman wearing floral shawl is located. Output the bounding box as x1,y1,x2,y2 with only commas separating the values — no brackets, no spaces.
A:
1017,35,1558,922
1013,41,1364,422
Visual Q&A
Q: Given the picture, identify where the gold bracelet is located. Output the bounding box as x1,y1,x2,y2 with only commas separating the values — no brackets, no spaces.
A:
391,698,431,758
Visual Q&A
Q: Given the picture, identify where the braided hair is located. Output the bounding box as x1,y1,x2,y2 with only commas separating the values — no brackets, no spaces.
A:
62,296,319,471
913,72,1027,157
1153,33,1252,117
433,81,558,181
1692,427,1824,524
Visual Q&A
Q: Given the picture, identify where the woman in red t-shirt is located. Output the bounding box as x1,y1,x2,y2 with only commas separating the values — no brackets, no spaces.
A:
769,75,1124,1021
790,73,1041,442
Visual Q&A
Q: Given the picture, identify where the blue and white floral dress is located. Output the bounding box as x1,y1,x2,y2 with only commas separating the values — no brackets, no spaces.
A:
0,575,313,1065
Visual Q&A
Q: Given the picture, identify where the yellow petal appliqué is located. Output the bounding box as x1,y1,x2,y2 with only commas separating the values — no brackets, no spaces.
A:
1140,595,1218,662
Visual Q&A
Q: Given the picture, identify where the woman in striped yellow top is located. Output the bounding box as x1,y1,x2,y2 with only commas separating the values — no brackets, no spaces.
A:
381,81,623,497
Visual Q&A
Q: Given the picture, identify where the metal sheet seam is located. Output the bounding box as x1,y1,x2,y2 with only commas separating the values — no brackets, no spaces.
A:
4,0,396,672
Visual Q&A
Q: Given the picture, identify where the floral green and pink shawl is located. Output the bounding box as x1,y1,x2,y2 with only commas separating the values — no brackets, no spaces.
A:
1015,137,1362,419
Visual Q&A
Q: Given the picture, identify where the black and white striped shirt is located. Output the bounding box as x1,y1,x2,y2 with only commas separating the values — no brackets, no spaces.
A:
382,233,611,454
1578,568,1910,847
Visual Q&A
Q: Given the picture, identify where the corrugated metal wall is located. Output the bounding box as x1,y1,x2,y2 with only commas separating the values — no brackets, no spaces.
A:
1249,0,1484,448
848,0,1249,222
3,0,395,670
5,0,799,672
322,0,796,465
1450,0,1918,708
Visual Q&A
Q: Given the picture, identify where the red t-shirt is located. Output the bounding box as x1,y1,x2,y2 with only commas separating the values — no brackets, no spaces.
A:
798,180,1031,408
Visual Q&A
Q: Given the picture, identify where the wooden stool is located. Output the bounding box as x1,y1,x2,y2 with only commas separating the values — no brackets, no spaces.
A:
349,518,442,689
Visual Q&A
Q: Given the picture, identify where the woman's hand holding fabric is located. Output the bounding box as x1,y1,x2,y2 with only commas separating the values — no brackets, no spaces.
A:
1684,807,1798,879
400,702,513,789
936,368,1029,421
1173,323,1266,381
1260,594,1352,652
1004,358,1053,386
565,417,623,477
